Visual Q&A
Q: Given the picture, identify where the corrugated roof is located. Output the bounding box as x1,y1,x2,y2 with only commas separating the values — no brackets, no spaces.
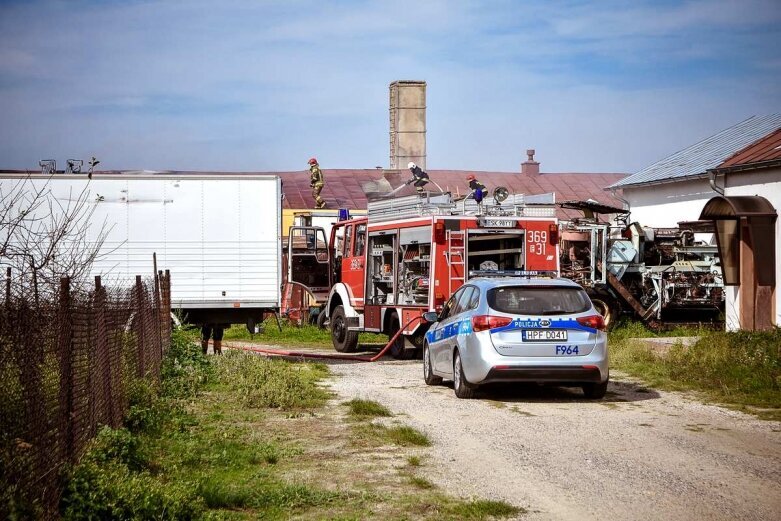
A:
277,169,627,220
0,167,627,220
608,114,781,189
717,128,781,168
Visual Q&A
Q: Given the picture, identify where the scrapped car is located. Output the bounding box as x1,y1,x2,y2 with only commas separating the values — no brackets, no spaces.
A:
422,275,608,399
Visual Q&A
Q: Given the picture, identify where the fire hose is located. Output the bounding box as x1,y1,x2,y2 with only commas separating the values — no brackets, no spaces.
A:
225,316,426,362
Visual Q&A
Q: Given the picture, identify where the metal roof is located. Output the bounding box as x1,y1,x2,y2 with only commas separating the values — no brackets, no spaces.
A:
608,114,781,189
717,128,781,168
276,169,627,220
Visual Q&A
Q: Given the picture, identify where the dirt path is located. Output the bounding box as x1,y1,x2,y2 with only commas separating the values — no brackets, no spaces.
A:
324,359,781,521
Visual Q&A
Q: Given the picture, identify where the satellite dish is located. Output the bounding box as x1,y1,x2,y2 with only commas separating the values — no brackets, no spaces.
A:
493,186,509,203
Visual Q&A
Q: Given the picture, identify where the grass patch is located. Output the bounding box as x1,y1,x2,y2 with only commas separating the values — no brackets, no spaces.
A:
610,323,781,420
222,317,387,347
344,398,393,419
408,476,436,489
445,499,524,519
387,426,432,447
213,352,330,410
352,423,432,448
62,327,519,520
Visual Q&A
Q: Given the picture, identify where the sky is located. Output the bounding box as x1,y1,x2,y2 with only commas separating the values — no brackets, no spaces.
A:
1,0,779,174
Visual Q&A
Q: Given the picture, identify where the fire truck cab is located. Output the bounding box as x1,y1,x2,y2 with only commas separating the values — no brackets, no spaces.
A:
324,192,560,358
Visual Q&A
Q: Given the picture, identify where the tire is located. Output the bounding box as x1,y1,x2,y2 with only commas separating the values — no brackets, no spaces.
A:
582,380,609,399
387,313,413,360
331,305,358,353
423,343,442,386
316,309,328,330
453,351,476,399
590,294,619,331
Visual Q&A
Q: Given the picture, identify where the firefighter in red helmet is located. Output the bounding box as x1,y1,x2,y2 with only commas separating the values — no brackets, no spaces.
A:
308,157,326,209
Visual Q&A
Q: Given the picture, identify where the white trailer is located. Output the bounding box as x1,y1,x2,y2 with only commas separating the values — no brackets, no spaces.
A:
1,171,282,326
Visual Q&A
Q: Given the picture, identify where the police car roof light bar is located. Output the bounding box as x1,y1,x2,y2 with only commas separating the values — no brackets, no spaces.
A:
468,269,558,279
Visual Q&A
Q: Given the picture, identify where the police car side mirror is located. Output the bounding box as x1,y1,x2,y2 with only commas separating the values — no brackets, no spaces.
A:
422,311,439,323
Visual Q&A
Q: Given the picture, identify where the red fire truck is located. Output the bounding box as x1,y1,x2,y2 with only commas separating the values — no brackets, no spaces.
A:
317,192,560,358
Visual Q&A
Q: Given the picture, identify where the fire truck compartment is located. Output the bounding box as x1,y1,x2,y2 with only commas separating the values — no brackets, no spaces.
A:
466,231,525,273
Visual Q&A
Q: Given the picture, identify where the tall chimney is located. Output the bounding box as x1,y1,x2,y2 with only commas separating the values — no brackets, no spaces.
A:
389,80,426,170
521,149,540,176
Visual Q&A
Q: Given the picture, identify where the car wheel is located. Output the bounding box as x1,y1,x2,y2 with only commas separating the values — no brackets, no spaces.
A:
331,305,358,352
582,380,609,399
423,343,442,386
388,313,414,360
453,350,476,399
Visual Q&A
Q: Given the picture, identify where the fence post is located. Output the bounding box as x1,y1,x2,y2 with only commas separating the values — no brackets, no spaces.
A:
134,275,147,378
153,268,162,370
163,269,171,346
57,277,74,463
94,276,117,427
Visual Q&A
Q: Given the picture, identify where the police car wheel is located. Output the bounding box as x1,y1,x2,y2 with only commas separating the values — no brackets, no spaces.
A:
453,351,476,399
582,380,608,399
423,344,442,386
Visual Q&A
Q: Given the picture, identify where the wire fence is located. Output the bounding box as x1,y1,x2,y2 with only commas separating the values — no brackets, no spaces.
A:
0,268,171,519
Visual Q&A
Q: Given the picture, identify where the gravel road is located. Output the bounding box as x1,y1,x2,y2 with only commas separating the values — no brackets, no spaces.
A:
325,358,781,521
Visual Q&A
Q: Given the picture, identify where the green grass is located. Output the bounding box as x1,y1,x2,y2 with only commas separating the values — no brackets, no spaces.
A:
610,322,781,420
344,398,393,419
222,317,388,347
408,476,436,489
352,423,432,448
444,499,524,519
61,327,521,520
213,352,331,409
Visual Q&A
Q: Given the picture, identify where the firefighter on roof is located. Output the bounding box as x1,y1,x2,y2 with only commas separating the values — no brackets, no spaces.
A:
407,162,429,194
308,157,326,209
467,174,487,204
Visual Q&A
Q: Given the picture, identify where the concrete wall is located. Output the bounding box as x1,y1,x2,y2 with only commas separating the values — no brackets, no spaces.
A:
389,80,426,170
623,169,780,330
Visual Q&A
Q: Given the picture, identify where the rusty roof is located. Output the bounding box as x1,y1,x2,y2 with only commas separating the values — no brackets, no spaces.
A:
717,128,781,169
0,167,627,220
277,169,627,220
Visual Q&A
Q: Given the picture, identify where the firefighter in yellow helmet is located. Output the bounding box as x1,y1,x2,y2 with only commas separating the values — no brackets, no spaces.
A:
308,157,326,209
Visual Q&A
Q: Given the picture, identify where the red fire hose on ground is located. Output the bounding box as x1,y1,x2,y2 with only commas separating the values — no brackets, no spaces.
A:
224,316,425,363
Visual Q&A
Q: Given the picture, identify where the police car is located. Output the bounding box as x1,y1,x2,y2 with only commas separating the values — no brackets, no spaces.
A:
422,273,608,399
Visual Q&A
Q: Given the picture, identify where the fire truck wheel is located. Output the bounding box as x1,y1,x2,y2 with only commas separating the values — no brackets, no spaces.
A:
388,313,413,359
590,294,619,330
316,309,328,329
331,305,358,352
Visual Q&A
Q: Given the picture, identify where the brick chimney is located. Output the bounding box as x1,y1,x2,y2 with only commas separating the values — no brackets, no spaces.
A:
521,149,540,177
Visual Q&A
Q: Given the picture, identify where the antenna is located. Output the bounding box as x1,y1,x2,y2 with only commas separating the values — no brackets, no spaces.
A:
39,159,56,175
66,159,83,174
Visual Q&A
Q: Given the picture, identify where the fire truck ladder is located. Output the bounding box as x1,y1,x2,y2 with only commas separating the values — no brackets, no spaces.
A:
446,230,466,295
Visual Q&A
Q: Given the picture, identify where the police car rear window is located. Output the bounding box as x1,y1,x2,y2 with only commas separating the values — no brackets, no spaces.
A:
487,286,591,315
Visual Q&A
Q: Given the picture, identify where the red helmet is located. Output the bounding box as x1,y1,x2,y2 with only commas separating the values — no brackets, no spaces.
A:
308,157,318,165
466,174,476,181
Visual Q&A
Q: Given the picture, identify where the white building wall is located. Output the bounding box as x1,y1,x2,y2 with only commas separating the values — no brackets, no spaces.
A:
623,178,714,227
